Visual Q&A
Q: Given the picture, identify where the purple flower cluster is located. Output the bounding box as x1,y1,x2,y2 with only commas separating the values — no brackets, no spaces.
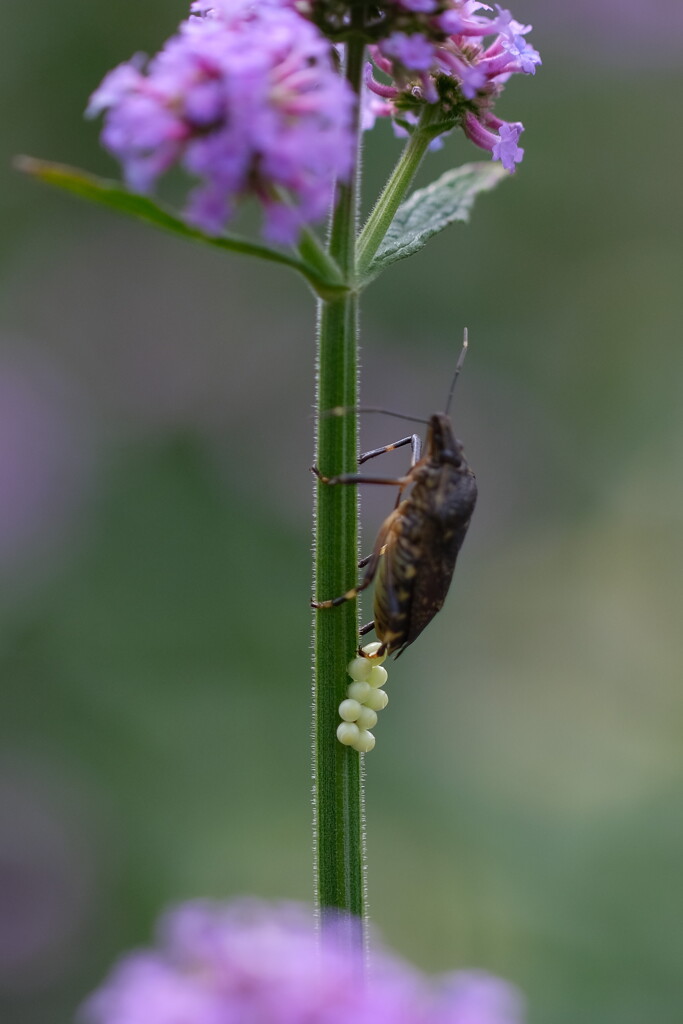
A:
87,0,355,244
81,900,525,1024
365,2,541,171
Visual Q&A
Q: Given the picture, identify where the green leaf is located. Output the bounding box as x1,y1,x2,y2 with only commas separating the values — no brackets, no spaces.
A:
363,161,508,282
15,157,348,299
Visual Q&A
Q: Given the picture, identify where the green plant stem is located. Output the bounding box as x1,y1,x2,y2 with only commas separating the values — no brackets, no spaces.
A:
313,34,365,943
356,104,447,278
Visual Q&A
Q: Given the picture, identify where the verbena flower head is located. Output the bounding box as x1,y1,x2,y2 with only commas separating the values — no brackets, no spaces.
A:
364,2,541,171
81,900,525,1024
87,1,355,244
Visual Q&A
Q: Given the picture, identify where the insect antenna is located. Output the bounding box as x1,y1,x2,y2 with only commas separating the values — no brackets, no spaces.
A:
444,327,469,417
322,405,429,426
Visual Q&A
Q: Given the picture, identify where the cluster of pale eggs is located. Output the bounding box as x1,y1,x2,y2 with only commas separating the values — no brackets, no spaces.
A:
336,642,389,753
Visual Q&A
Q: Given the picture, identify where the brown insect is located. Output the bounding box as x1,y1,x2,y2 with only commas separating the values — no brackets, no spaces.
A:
312,333,477,658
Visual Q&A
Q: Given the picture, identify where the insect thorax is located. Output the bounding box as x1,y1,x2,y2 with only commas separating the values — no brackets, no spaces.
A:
410,459,477,526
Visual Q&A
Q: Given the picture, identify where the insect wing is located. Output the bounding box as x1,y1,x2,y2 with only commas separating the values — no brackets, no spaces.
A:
402,499,476,651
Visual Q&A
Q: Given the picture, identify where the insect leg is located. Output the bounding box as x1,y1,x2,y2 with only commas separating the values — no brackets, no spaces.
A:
310,575,375,611
312,465,409,487
357,435,422,508
312,514,394,611
359,541,387,569
359,434,421,466
359,621,375,636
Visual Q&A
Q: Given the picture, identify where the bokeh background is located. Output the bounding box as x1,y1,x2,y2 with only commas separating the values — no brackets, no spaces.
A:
2,2,683,1023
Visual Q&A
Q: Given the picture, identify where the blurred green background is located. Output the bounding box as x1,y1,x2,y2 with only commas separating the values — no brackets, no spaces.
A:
2,2,683,1023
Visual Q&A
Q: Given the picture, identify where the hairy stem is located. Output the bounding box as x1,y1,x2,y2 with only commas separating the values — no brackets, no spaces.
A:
312,33,366,943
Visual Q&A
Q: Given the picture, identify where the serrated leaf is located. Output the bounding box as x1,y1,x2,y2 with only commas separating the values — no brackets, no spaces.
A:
364,162,508,281
15,157,347,299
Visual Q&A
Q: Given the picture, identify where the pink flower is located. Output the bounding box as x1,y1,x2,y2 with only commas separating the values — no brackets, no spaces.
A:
364,0,540,172
88,1,355,244
81,900,526,1024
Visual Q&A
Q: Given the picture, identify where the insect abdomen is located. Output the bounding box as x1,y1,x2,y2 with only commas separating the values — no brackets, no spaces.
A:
373,470,477,657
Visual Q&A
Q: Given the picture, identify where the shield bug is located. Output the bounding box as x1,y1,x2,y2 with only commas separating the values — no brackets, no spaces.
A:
312,332,478,658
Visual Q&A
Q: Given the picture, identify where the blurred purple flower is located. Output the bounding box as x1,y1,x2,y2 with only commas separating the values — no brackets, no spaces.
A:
398,0,439,12
365,1,540,171
81,900,525,1024
383,32,437,71
87,1,355,245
